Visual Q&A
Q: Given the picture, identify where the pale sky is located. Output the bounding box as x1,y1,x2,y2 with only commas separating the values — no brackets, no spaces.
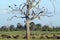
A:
0,0,60,27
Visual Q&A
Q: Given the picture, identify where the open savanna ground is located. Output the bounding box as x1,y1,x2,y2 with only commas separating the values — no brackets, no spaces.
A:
0,31,60,40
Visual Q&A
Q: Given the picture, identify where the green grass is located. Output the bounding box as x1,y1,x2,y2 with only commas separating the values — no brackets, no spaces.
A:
0,31,60,40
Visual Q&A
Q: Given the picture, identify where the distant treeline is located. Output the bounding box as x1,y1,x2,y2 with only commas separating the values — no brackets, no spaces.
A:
0,22,60,31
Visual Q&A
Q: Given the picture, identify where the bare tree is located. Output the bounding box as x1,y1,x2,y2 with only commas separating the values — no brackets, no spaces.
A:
8,0,56,40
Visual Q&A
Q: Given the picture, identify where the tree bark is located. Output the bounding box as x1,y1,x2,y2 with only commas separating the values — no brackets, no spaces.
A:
26,18,30,40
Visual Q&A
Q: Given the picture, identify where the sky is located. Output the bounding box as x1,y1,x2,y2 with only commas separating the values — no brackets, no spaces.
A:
0,0,60,27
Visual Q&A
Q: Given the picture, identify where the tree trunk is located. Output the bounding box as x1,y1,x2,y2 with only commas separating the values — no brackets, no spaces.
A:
26,18,30,40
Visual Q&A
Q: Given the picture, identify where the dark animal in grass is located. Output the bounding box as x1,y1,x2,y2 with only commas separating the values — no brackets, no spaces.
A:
45,35,53,39
53,34,57,39
40,35,44,39
40,34,45,39
1,34,11,38
53,34,60,39
12,35,19,39
56,36,60,39
23,35,27,39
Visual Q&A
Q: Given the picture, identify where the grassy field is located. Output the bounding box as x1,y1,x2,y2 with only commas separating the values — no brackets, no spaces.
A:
0,31,60,40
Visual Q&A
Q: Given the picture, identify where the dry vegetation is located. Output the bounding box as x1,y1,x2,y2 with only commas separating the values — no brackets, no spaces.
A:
0,31,60,40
